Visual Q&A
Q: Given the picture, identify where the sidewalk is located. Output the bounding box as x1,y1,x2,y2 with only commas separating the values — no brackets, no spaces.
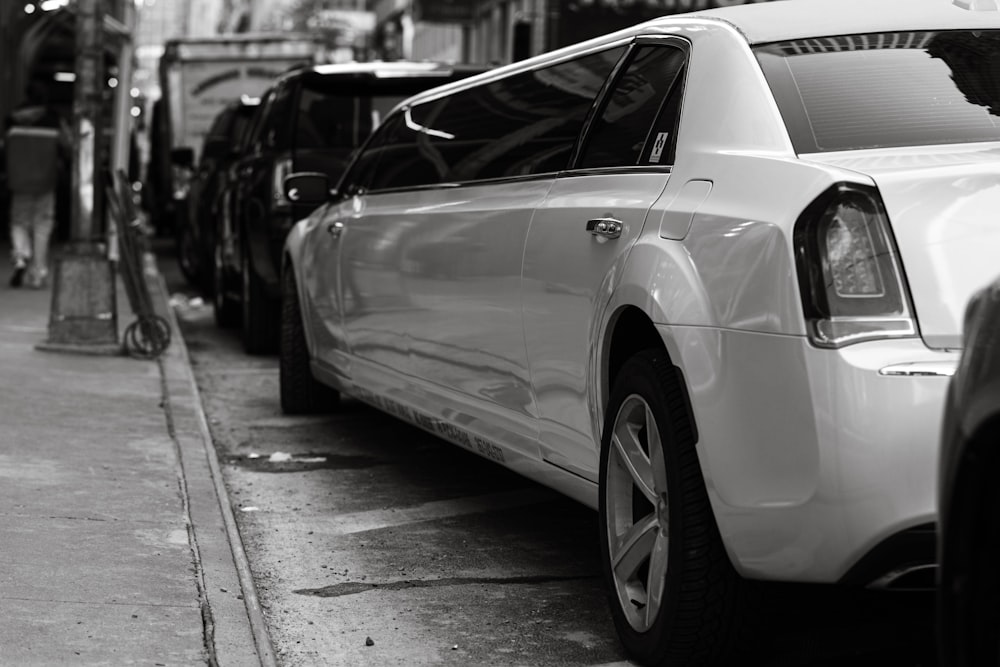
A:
0,249,267,666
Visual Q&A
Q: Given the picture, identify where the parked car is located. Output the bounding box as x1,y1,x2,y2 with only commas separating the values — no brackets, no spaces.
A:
214,62,488,353
177,96,260,294
281,0,1000,664
938,277,1000,667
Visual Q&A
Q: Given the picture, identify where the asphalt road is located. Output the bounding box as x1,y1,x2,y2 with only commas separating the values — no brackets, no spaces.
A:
160,247,939,667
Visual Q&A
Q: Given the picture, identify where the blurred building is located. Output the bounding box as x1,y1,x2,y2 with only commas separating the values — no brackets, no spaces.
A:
368,0,785,65
0,0,137,236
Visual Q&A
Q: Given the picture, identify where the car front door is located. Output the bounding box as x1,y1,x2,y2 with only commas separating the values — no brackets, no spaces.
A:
523,40,689,481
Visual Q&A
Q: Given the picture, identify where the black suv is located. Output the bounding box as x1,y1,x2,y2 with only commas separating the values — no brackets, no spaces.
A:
178,97,259,294
215,61,487,353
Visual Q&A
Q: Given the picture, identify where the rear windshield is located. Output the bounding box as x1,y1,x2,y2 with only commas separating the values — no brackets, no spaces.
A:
755,31,1000,153
295,74,472,151
296,88,407,150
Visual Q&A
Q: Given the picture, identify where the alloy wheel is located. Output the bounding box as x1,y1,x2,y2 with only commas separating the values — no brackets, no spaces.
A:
605,393,670,633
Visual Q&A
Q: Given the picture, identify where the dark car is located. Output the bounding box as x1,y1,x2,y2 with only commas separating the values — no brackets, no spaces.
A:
938,277,1000,667
177,97,260,293
214,61,488,354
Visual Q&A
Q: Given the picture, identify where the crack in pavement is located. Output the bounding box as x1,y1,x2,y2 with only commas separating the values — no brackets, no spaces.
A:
294,574,599,598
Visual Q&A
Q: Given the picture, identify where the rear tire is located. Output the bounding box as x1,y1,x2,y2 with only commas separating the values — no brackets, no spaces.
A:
280,265,339,415
599,349,749,666
212,240,239,329
241,246,278,354
177,223,200,288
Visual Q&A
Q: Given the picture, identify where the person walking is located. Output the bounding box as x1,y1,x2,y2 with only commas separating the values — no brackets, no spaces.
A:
4,86,68,288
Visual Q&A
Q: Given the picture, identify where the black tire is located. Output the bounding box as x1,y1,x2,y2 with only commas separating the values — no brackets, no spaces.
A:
177,223,201,288
212,240,239,329
599,349,749,666
241,245,278,354
280,265,339,415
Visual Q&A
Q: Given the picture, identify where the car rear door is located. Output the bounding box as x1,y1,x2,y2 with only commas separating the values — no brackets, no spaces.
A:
522,39,689,481
334,48,625,459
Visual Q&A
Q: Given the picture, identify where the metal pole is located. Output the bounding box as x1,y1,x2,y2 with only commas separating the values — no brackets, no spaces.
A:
72,0,104,245
0,2,14,127
41,0,119,355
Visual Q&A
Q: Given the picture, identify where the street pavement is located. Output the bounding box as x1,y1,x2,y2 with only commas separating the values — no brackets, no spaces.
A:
0,243,265,666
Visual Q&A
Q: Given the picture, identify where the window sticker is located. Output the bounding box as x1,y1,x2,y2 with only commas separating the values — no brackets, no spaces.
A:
649,131,669,164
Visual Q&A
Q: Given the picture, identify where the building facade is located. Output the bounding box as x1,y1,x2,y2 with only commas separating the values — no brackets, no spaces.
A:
368,0,785,66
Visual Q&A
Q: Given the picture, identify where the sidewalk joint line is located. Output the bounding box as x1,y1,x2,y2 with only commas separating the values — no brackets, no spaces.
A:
0,596,200,609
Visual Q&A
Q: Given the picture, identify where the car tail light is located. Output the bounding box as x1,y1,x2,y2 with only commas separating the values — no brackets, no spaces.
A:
272,157,293,211
793,183,917,348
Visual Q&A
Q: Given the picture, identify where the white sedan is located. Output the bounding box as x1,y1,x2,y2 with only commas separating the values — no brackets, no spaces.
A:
280,0,1000,663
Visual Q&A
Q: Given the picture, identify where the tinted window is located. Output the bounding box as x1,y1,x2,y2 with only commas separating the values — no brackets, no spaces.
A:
206,108,234,141
368,47,625,188
579,44,686,168
294,84,408,151
243,89,273,154
757,31,1000,153
263,84,293,149
231,105,257,147
339,113,401,194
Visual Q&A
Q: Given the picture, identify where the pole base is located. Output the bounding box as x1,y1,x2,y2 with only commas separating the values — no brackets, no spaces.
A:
42,252,119,352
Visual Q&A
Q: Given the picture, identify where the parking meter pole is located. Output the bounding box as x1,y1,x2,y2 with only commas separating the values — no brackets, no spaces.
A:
41,0,119,354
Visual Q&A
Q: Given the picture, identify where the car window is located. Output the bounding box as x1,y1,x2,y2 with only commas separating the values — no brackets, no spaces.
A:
366,47,625,188
339,113,401,194
756,30,1000,153
263,83,293,149
294,84,408,151
578,44,686,169
207,108,234,141
231,105,257,146
243,89,274,155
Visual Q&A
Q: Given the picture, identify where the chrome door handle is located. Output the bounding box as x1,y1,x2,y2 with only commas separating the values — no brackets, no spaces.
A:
586,217,623,239
327,221,345,237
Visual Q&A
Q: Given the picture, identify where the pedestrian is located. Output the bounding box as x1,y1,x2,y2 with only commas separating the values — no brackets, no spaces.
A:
4,84,69,288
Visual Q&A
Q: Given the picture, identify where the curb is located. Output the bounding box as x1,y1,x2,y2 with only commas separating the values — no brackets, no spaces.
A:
146,253,279,667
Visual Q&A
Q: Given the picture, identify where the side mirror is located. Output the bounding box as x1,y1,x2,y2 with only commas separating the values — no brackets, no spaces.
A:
284,172,333,205
170,147,195,169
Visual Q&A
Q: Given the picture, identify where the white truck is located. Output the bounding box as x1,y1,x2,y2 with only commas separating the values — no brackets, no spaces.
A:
148,33,318,235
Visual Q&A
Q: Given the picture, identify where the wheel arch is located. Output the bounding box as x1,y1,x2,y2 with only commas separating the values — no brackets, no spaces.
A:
597,303,698,446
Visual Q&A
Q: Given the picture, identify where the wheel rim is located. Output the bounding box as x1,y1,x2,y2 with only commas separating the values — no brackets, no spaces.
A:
606,394,670,633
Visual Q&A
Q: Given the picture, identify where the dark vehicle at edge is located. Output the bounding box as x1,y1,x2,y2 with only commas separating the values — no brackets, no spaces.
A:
178,97,260,294
938,277,1000,667
216,61,488,354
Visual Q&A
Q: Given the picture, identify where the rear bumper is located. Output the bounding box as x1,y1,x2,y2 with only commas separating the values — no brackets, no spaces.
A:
661,326,957,584
839,522,937,589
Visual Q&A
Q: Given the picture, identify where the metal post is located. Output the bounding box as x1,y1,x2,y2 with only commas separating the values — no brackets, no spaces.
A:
40,0,120,355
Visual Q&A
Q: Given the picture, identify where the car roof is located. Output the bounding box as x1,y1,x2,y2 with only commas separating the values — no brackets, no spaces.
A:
687,0,1000,45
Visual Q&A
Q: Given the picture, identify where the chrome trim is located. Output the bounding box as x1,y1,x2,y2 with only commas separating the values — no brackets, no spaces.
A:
404,108,455,140
878,361,958,377
867,563,937,590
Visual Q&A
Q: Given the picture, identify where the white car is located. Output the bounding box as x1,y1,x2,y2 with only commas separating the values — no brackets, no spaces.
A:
280,0,1000,663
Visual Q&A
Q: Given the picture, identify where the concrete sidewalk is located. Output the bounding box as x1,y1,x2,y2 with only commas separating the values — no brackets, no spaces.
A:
0,251,267,665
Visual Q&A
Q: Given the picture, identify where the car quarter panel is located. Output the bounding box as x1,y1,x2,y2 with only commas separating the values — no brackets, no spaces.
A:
660,325,950,582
